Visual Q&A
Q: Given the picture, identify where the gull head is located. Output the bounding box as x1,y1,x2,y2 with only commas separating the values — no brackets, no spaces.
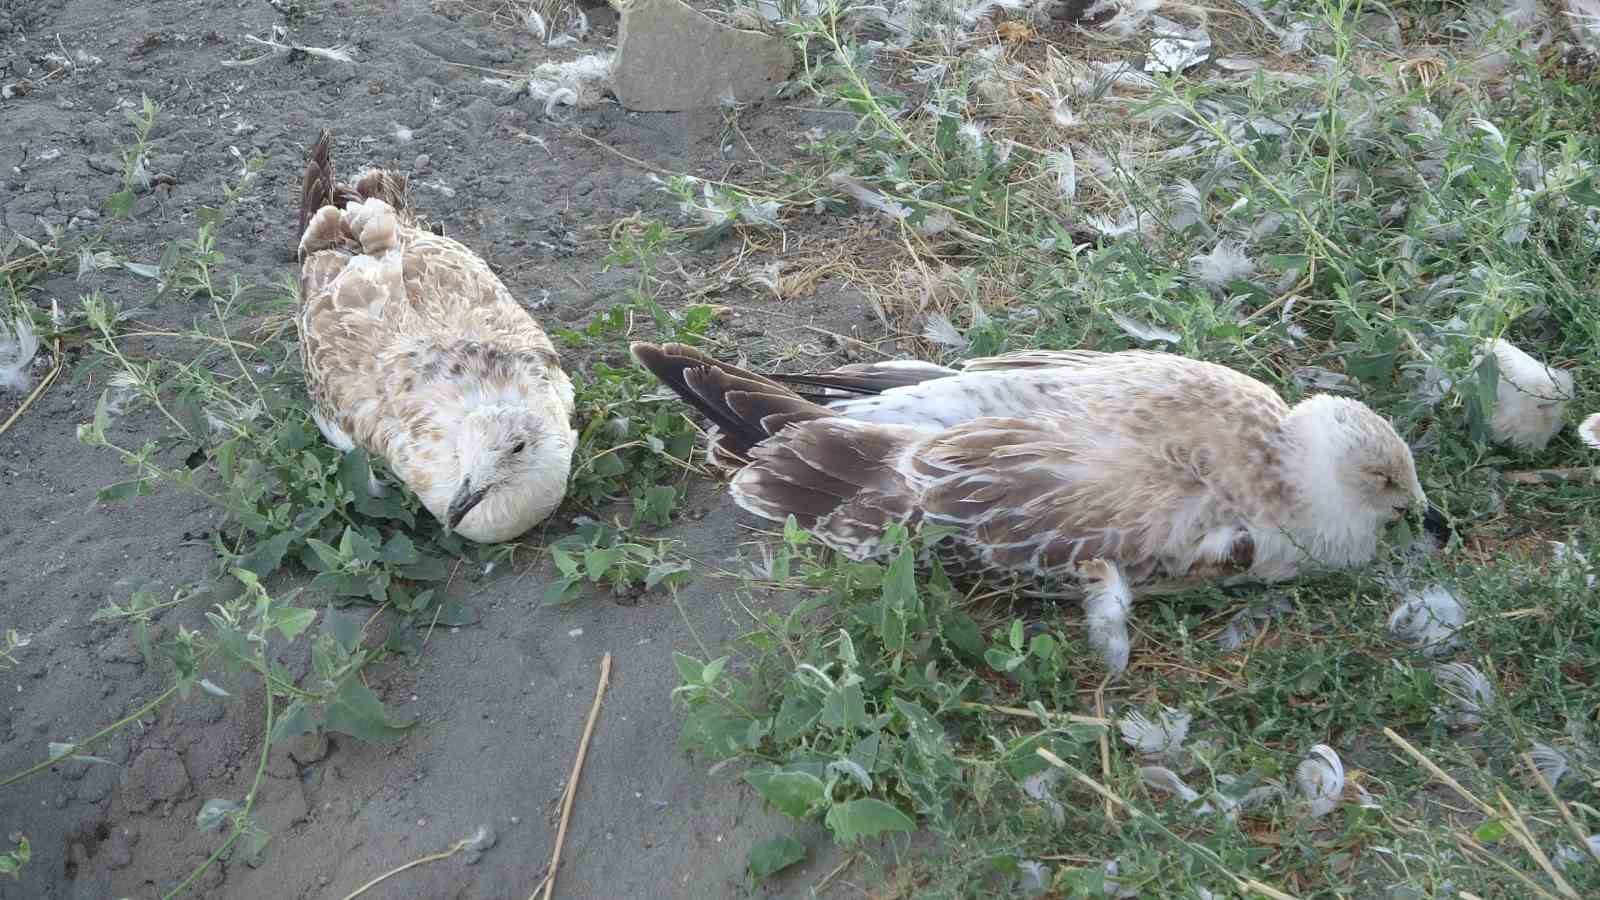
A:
1283,395,1435,564
445,405,574,543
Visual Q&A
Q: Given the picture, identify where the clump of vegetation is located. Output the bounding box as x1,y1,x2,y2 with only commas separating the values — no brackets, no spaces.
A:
659,0,1600,893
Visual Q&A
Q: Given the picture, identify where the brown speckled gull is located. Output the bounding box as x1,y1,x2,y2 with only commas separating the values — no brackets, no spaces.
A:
632,342,1444,673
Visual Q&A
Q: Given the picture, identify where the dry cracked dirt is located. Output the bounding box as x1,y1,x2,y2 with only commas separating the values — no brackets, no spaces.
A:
1,1,893,896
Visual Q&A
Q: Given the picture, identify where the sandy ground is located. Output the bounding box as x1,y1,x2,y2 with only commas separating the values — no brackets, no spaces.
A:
0,1,884,896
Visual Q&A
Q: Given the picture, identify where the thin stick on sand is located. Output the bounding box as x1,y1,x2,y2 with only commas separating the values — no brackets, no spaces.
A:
530,652,613,900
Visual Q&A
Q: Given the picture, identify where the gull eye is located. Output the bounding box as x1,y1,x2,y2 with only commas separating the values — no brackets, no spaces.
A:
510,441,526,455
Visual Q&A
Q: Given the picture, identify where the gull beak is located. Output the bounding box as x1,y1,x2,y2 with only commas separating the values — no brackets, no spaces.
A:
446,478,490,532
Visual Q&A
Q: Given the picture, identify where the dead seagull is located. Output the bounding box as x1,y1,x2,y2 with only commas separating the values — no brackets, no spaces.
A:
631,343,1452,672
296,130,575,543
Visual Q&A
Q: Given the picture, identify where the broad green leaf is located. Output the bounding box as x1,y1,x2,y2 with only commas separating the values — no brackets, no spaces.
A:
379,533,419,565
430,598,476,626
1473,818,1508,844
748,835,806,881
323,606,364,653
97,479,152,504
236,532,296,579
304,538,345,570
541,579,583,606
823,799,915,843
266,606,317,642
645,559,692,590
820,681,868,732
323,679,414,743
196,798,241,833
672,652,703,685
744,769,827,819
774,691,821,744
270,700,317,743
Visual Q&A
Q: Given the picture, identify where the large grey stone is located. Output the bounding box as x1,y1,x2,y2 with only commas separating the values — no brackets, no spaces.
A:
613,0,793,112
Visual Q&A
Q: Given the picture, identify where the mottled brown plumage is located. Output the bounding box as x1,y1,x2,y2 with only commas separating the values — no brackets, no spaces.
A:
633,342,1435,672
297,131,575,543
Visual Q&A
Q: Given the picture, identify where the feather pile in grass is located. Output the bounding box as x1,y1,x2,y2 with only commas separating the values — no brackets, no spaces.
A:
0,315,40,392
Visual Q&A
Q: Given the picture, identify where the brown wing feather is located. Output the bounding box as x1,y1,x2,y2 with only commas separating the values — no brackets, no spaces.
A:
630,342,835,463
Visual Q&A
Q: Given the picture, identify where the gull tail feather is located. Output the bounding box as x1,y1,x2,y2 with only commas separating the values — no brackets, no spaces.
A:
297,130,414,260
770,360,960,398
629,342,835,465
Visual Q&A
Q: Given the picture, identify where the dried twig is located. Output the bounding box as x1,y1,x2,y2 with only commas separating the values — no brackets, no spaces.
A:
1035,748,1299,900
530,652,613,900
1501,467,1600,485
1522,750,1600,866
1455,833,1563,900
342,827,493,900
1382,727,1497,818
1496,789,1580,900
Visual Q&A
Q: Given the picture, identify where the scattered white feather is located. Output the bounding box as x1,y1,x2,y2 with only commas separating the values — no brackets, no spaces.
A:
1530,743,1572,787
0,315,40,392
1580,413,1600,450
1100,859,1141,899
1548,541,1597,588
957,121,987,153
921,312,966,349
1119,706,1192,760
1387,585,1467,657
1140,765,1205,807
1189,239,1256,290
1292,366,1361,395
1085,205,1143,238
1020,767,1065,826
1553,835,1600,870
1434,662,1495,727
1480,339,1574,452
1470,117,1508,150
523,53,612,117
1165,179,1205,232
1295,744,1345,819
1109,311,1179,345
829,172,910,221
1217,595,1294,650
1568,0,1600,52
1046,147,1077,201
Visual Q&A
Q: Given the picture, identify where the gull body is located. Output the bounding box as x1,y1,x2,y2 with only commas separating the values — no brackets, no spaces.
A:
632,343,1446,671
296,131,575,543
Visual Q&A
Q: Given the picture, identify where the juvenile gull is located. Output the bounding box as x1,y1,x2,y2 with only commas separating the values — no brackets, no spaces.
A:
631,343,1449,672
296,131,575,543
